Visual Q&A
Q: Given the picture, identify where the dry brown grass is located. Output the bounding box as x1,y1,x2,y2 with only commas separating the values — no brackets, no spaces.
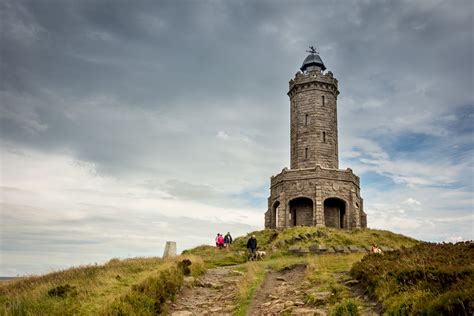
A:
0,255,204,316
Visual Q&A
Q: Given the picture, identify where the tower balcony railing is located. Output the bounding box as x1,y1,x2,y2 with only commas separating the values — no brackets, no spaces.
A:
288,70,339,97
270,165,360,188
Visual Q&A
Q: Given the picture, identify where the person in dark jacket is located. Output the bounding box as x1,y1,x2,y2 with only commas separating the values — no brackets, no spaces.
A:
224,232,233,247
246,235,257,261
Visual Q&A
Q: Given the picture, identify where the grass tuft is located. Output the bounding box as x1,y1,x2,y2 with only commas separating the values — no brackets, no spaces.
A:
330,298,359,316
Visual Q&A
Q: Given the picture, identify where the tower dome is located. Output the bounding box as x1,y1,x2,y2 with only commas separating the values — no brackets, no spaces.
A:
300,46,326,72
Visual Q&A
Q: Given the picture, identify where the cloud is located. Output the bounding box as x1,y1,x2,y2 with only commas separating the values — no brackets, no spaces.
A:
0,147,260,275
403,198,421,206
0,0,473,275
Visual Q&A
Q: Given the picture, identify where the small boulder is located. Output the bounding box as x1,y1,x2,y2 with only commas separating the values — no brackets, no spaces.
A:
344,279,359,286
183,276,195,287
171,312,193,316
348,245,360,253
317,245,328,252
230,270,244,276
288,245,301,253
284,300,295,308
309,244,319,253
292,307,327,316
299,233,308,240
297,248,310,256
269,302,286,313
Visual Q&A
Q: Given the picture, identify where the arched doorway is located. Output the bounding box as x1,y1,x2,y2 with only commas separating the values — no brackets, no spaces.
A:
288,197,313,226
271,201,280,229
324,198,346,228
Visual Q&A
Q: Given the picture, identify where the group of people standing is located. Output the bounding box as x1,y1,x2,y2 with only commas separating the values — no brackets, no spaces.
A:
215,232,233,249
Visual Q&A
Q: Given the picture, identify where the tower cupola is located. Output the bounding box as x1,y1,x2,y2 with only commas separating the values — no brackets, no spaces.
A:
300,46,326,72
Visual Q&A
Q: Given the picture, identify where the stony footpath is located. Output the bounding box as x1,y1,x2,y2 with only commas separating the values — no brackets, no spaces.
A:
169,267,244,316
246,266,381,316
246,265,327,316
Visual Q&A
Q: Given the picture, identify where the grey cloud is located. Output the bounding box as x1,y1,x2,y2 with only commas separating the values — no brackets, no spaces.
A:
1,0,473,274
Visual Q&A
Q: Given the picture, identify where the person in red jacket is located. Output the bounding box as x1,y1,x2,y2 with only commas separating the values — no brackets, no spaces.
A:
216,233,225,249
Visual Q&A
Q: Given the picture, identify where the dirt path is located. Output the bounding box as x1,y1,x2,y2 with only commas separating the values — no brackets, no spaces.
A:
342,273,382,315
169,267,243,316
170,264,381,316
246,265,326,316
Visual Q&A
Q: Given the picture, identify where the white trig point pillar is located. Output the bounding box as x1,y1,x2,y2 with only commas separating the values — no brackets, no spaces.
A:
163,241,177,258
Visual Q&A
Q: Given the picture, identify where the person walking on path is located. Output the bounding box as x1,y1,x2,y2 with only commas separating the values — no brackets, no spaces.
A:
246,234,257,261
224,232,233,248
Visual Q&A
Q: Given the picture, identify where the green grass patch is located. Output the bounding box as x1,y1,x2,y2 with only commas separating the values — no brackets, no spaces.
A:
233,262,266,316
265,256,308,272
183,245,246,268
330,298,359,316
305,254,364,306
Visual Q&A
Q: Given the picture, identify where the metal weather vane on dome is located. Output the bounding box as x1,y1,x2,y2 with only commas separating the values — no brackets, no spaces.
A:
306,45,318,55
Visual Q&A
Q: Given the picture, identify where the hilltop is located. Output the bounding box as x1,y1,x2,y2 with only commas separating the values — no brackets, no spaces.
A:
1,227,472,315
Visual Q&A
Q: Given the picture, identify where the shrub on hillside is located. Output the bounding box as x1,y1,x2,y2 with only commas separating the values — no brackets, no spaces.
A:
47,284,77,298
104,258,202,315
350,242,474,315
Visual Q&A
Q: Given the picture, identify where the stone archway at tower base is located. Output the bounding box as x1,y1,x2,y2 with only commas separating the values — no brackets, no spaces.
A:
324,198,346,229
288,197,313,227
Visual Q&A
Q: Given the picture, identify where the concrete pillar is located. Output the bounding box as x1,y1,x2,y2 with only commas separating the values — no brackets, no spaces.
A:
267,197,272,229
350,190,360,229
163,241,177,258
315,185,324,226
279,192,287,228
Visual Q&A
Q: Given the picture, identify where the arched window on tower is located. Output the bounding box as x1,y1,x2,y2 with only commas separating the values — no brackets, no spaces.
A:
322,95,325,106
305,114,309,126
323,131,326,143
305,147,308,159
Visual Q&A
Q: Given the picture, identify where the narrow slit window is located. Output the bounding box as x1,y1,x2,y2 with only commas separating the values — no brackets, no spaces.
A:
305,114,309,126
323,131,326,143
322,95,325,106
305,147,308,159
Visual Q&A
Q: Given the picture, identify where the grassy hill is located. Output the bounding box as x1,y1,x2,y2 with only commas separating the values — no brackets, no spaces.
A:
183,226,419,267
1,227,471,315
0,255,205,315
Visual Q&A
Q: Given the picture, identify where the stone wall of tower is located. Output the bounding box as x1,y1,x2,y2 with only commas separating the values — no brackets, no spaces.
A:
289,71,339,170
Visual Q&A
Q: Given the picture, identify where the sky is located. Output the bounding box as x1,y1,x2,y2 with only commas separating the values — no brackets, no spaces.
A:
1,0,473,276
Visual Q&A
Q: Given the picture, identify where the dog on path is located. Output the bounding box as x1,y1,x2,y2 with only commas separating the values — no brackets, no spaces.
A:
255,250,266,260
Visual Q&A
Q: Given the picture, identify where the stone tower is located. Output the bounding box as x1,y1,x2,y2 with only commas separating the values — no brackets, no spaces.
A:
265,47,367,230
